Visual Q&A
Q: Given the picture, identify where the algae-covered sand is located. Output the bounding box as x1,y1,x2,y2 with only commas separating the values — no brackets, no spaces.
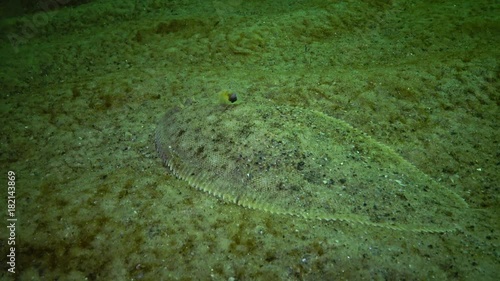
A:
0,0,498,280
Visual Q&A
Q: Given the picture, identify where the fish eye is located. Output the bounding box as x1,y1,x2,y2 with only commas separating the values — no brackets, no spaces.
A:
228,93,237,103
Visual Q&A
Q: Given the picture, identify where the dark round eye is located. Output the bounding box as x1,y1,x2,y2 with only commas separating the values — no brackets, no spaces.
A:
228,93,238,103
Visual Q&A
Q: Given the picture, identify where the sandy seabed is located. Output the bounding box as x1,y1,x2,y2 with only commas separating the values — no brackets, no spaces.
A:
0,0,498,280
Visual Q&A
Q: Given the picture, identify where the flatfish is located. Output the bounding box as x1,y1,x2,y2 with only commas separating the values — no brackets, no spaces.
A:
155,93,468,232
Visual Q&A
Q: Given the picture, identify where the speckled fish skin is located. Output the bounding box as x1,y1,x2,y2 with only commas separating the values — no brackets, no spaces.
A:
155,98,468,232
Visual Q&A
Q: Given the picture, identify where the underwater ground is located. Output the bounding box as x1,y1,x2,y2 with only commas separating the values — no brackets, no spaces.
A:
0,0,499,280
